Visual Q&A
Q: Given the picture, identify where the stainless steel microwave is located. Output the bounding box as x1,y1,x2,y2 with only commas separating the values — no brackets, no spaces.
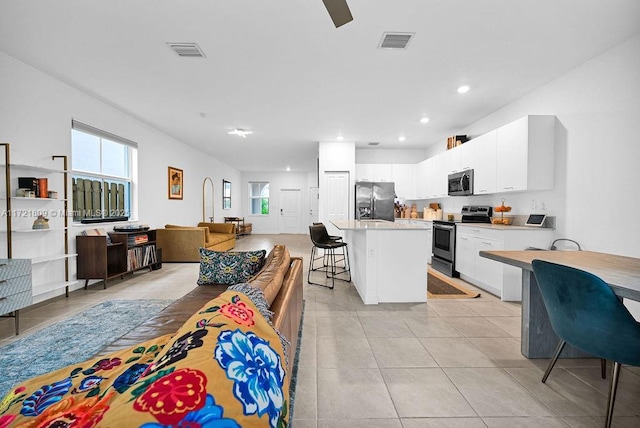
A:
448,169,474,196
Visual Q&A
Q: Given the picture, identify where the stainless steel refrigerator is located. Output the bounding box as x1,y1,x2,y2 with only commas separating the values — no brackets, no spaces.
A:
355,181,396,221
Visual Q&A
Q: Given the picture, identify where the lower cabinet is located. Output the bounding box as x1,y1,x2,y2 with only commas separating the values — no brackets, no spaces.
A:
0,258,33,334
455,225,553,301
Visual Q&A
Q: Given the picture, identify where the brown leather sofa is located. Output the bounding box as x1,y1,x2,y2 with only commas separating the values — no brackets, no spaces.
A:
98,244,304,375
156,222,236,262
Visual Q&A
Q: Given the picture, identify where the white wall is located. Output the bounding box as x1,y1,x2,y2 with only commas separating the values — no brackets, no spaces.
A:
240,171,310,234
417,34,640,315
447,34,640,257
0,51,241,297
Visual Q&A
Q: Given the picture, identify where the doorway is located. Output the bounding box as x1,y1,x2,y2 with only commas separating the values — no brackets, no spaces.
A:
324,171,349,235
279,189,302,234
309,187,319,225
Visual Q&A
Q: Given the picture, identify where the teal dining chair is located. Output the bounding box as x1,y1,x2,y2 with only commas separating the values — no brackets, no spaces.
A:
532,259,640,428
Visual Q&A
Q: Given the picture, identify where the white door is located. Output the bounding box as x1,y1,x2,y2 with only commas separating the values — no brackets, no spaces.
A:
309,187,319,225
324,171,349,234
279,189,302,233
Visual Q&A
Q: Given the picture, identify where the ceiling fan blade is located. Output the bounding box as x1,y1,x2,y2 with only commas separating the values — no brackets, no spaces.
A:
322,0,353,28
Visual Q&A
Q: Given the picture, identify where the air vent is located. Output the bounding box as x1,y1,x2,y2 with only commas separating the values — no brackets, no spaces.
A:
378,32,414,49
368,142,380,146
167,43,206,58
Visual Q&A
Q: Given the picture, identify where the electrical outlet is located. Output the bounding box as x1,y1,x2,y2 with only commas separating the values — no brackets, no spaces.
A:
531,199,537,210
540,201,546,211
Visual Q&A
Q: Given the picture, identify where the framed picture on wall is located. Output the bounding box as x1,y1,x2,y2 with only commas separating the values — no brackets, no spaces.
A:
168,166,183,200
223,179,231,209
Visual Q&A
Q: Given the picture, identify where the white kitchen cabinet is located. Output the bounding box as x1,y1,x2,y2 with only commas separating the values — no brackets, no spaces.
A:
355,163,393,182
496,115,555,193
455,225,553,301
414,158,431,199
392,164,415,199
448,143,473,174
470,130,497,195
455,233,475,276
431,153,449,198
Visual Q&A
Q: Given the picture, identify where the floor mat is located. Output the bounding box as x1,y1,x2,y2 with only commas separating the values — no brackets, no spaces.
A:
427,271,480,299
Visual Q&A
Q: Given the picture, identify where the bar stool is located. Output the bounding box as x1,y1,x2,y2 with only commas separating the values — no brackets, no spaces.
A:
308,223,351,289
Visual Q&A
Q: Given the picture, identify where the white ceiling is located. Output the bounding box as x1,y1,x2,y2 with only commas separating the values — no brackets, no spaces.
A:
1,0,639,173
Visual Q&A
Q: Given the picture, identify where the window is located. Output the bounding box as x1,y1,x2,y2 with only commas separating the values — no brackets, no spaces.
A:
222,179,231,209
249,182,269,215
71,120,137,222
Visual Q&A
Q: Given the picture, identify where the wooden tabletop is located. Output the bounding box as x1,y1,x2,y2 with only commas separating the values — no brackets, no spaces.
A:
480,250,640,301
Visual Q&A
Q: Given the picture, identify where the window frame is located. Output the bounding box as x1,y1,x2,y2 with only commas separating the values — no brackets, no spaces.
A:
222,179,231,210
71,120,138,223
248,181,269,215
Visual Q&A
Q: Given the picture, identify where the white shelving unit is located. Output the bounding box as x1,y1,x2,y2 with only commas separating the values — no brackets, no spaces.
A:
0,147,75,314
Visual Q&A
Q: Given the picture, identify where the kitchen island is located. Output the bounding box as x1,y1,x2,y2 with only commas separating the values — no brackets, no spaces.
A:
331,220,431,304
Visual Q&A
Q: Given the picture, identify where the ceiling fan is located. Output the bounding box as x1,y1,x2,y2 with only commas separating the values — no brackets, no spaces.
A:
322,0,353,28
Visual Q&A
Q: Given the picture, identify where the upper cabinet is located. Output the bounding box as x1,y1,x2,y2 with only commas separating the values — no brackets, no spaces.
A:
392,164,415,199
355,164,393,182
414,158,431,199
470,130,497,195
495,115,555,193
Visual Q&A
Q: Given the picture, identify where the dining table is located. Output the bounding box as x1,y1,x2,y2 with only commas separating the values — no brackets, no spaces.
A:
479,250,640,358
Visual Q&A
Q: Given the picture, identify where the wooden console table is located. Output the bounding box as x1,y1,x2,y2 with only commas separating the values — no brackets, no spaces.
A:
479,250,640,358
224,217,251,237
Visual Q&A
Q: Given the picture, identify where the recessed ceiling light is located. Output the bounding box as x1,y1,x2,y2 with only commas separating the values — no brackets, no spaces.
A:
286,166,291,172
228,128,253,138
336,135,344,141
420,117,430,124
457,85,470,94
398,136,406,142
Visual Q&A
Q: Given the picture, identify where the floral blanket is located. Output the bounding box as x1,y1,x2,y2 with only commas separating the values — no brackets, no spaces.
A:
0,288,289,428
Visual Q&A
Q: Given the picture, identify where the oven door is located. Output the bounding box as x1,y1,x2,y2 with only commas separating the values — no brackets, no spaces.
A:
432,222,455,261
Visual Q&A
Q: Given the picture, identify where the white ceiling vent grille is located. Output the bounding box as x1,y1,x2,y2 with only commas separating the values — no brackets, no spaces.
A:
368,142,380,146
378,32,414,49
167,43,206,58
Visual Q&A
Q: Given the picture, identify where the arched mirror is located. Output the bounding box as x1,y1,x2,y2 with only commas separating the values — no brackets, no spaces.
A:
202,177,214,222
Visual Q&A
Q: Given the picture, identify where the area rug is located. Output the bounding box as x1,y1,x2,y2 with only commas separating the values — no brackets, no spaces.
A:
427,272,480,299
0,299,173,398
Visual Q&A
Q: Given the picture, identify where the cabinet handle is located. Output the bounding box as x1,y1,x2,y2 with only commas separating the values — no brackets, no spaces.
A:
503,186,514,190
0,297,6,302
477,189,487,193
0,279,6,284
481,241,493,245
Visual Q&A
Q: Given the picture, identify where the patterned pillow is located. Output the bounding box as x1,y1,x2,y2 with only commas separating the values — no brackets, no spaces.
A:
197,248,267,285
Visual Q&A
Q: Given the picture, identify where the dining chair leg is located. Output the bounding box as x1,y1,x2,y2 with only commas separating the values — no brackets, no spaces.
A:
605,361,621,428
601,358,607,379
542,340,566,383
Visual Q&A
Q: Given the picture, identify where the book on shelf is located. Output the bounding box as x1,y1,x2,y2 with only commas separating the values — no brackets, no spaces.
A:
128,234,149,245
127,244,156,270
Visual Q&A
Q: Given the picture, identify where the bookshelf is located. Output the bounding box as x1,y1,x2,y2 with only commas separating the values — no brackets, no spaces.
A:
76,229,158,289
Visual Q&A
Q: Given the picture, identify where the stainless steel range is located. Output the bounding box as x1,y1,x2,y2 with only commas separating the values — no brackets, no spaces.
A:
431,205,492,277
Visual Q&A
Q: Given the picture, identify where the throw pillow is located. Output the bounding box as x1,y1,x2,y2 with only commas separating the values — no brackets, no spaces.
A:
197,248,267,285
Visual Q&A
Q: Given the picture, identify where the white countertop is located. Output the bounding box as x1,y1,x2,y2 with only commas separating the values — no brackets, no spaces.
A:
456,223,553,231
331,220,432,230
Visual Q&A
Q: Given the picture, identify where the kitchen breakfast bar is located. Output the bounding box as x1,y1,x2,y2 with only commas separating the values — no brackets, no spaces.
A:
331,220,431,304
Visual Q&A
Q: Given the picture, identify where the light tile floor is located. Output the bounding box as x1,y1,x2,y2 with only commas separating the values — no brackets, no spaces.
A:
1,233,639,427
